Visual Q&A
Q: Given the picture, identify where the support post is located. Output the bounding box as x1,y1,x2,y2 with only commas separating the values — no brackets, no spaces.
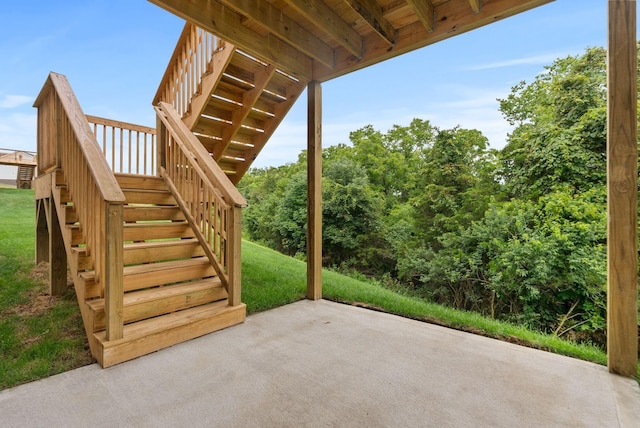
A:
607,0,638,377
227,206,243,306
36,199,49,264
105,202,124,341
48,197,67,296
307,81,322,300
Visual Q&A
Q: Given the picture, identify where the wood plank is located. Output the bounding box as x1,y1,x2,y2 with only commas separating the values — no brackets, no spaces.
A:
116,174,167,191
406,0,435,32
45,73,125,203
88,278,227,331
285,0,363,58
123,222,194,242
306,81,322,300
469,0,482,14
105,202,124,340
148,0,313,81
36,199,49,264
313,0,553,82
95,301,246,367
81,256,217,298
155,102,247,207
346,0,397,46
220,0,335,68
86,115,156,135
123,238,205,265
214,65,277,159
49,197,68,296
606,0,638,378
123,189,176,205
123,206,185,222
184,43,236,130
231,78,307,182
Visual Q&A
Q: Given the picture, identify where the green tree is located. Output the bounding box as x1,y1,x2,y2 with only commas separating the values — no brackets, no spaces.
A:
498,47,608,198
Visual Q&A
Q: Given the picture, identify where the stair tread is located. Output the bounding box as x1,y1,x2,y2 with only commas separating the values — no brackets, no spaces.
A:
87,277,224,311
95,300,241,343
80,256,212,281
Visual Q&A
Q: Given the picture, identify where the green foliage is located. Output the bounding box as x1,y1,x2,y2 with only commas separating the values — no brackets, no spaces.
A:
239,45,640,351
498,47,608,198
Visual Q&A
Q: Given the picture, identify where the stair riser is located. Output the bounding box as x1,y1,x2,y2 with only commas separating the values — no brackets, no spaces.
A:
124,206,185,222
124,190,176,205
90,283,228,331
96,303,246,367
116,175,167,191
124,242,205,265
83,263,216,298
124,223,194,242
72,249,93,271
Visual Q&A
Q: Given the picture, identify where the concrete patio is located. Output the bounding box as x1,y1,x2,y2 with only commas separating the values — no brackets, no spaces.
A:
1,299,639,427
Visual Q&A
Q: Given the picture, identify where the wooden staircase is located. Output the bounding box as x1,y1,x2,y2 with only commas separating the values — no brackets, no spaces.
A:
32,23,300,367
16,165,35,188
154,23,308,184
34,70,247,367
61,171,244,366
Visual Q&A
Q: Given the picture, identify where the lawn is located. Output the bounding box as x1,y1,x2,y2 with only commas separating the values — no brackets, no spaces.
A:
1,188,637,390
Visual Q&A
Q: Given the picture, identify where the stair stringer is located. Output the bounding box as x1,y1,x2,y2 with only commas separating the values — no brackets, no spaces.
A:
37,170,101,359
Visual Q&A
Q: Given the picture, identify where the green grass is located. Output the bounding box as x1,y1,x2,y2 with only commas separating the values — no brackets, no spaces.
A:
1,189,638,390
243,240,639,379
0,189,93,390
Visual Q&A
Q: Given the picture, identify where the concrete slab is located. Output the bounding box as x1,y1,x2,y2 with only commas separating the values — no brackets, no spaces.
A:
1,299,639,427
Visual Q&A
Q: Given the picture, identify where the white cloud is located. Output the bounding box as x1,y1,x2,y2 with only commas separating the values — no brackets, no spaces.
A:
466,52,570,71
0,95,32,109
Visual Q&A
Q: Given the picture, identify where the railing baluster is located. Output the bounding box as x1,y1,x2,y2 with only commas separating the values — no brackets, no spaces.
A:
34,72,125,340
155,103,245,300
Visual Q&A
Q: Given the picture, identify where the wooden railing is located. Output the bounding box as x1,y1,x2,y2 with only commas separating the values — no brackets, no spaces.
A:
87,115,156,176
0,148,37,166
33,72,125,340
153,22,225,118
155,102,245,305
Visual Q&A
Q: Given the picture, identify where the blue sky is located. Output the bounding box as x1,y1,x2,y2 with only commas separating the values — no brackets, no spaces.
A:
0,0,620,177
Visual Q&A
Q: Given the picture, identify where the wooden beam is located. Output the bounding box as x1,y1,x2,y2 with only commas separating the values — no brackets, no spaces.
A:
148,0,313,81
219,0,335,68
607,0,638,378
307,81,322,300
469,0,482,14
313,0,553,81
231,77,308,182
48,197,67,296
346,0,397,46
285,0,364,59
213,64,277,159
406,0,436,33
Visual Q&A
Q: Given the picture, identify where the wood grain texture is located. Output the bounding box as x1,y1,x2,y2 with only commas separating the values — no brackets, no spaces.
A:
307,81,322,300
607,0,638,377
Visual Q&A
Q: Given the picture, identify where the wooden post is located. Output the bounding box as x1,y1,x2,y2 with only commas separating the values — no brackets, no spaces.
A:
227,206,243,306
48,197,67,296
36,199,49,264
307,81,322,300
607,0,638,377
156,114,167,176
104,202,124,341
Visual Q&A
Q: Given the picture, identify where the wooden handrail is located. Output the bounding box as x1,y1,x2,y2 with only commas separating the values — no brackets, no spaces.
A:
155,102,244,303
33,72,124,340
155,102,246,207
86,115,157,176
153,22,226,118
